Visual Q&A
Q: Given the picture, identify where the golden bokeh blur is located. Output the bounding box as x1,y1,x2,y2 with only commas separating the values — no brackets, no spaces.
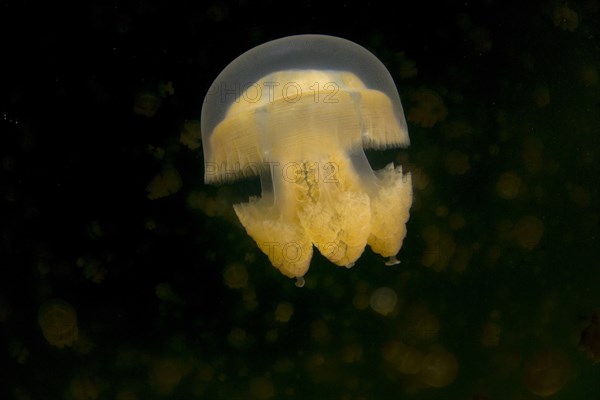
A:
249,376,275,399
514,215,544,250
524,349,570,397
146,166,182,200
397,52,418,79
369,287,398,316
533,86,550,108
382,341,424,375
406,307,440,342
179,120,203,150
480,322,501,347
223,262,249,289
496,172,521,200
38,300,79,348
274,302,294,323
68,377,100,400
148,357,192,395
408,88,448,128
133,91,161,117
418,347,458,388
444,150,470,175
553,4,579,32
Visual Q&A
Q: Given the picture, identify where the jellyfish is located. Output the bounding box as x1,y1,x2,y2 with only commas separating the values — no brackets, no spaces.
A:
201,35,412,282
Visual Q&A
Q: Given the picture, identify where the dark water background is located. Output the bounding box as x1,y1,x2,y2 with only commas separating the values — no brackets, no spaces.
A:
2,1,599,399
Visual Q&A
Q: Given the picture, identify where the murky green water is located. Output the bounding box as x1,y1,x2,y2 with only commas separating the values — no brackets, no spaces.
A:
2,1,599,399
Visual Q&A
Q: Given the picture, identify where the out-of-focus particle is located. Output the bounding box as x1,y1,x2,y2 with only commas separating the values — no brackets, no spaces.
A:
418,347,458,388
77,257,107,284
72,330,95,354
553,4,579,32
86,220,105,239
179,120,203,150
38,299,79,348
396,52,417,79
448,213,465,231
407,308,440,341
580,308,600,363
407,88,448,128
274,302,294,322
441,119,473,140
369,287,398,316
228,327,247,348
470,27,492,54
249,376,274,399
116,389,138,400
158,81,174,97
149,358,191,395
196,363,215,381
187,188,238,221
69,377,100,400
146,166,182,200
341,343,363,363
155,283,183,304
566,184,591,207
580,64,598,86
223,262,248,289
514,215,544,250
444,150,470,175
480,322,501,347
0,299,11,322
242,287,258,310
382,341,423,374
524,349,570,397
8,340,29,364
533,86,550,107
310,320,330,344
133,91,161,117
522,136,543,173
146,145,165,160
496,172,521,200
410,167,429,191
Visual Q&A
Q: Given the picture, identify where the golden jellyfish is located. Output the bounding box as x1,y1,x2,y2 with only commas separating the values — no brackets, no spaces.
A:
201,35,412,284
38,299,79,348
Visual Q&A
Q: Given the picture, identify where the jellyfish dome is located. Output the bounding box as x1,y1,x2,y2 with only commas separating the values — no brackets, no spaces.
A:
201,34,412,282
